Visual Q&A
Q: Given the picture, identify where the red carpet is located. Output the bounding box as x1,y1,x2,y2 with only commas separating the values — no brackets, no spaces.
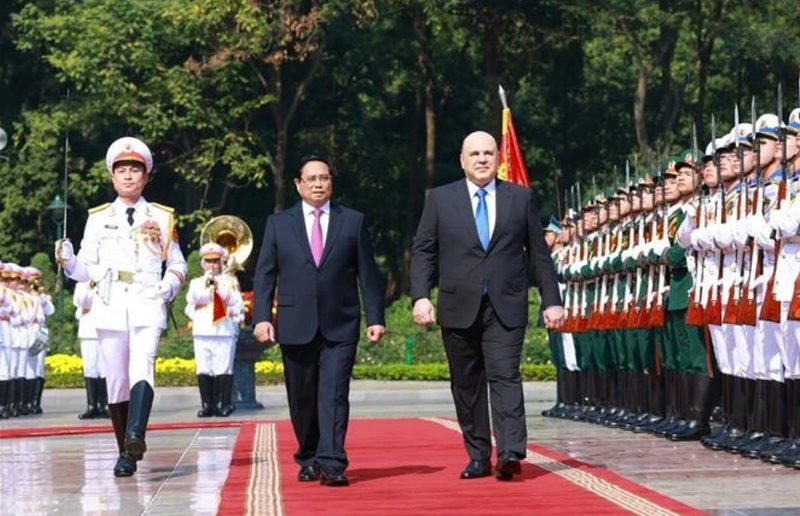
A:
220,417,711,516
1,418,711,515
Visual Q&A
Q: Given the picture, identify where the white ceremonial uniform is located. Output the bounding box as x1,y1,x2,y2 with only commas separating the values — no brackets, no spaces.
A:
185,274,244,376
67,197,187,403
74,282,105,379
746,177,785,382
0,281,11,382
554,247,579,372
769,177,800,380
27,292,54,380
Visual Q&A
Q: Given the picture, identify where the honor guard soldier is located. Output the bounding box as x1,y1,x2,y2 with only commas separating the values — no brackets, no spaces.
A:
542,216,568,417
56,136,187,477
0,262,12,418
74,281,109,419
23,267,54,415
664,151,715,441
758,106,800,468
185,242,244,418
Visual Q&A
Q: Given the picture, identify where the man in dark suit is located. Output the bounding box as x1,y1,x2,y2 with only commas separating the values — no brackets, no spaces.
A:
411,131,564,481
253,155,386,487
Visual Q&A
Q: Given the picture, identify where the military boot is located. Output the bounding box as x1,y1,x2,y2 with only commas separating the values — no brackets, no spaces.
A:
124,381,154,460
78,377,98,420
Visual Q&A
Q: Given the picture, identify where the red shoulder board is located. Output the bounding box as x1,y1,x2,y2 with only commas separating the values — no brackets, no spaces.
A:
172,226,179,243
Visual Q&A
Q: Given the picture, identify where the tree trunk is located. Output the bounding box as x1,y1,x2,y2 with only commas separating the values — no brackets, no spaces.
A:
634,66,650,160
273,125,287,213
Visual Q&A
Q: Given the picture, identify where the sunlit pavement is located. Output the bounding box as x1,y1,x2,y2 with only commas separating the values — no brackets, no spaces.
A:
1,382,797,515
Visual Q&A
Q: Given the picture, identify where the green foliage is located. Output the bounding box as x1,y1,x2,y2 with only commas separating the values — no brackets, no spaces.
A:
3,0,800,310
357,289,551,365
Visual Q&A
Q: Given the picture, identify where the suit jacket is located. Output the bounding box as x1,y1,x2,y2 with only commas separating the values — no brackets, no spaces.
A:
410,179,562,329
252,202,385,345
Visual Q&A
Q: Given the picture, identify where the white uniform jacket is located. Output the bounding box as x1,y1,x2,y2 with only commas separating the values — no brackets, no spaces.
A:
70,197,187,331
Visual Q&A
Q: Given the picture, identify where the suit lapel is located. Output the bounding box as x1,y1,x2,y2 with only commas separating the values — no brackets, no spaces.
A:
452,180,483,251
488,180,513,252
290,203,315,264
320,203,344,267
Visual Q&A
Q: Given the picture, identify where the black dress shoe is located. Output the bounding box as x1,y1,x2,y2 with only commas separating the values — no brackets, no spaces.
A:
298,465,319,482
319,468,349,486
495,452,522,481
113,453,137,477
460,460,491,479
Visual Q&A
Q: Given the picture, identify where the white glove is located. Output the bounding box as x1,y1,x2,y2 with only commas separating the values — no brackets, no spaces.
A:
55,239,77,272
755,224,776,251
690,228,711,252
157,281,173,302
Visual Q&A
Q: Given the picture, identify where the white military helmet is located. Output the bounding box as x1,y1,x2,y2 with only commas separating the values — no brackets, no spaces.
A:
105,137,153,174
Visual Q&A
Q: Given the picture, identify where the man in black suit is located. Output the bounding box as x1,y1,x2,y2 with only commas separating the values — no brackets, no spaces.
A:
411,131,564,481
253,156,386,487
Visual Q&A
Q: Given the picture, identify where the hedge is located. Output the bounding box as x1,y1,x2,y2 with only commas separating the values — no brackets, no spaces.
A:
43,354,556,388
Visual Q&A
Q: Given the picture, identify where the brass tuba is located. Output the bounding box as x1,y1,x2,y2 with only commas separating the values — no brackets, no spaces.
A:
200,215,253,274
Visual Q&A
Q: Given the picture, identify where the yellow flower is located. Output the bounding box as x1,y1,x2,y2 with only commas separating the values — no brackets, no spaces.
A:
46,353,283,376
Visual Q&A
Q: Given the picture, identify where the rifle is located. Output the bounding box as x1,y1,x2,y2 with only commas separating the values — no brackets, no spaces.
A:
705,115,725,325
638,160,657,329
723,104,747,325
783,78,800,321
618,162,631,328
738,96,762,326
686,123,705,326
563,185,577,332
588,175,603,330
607,165,625,329
760,84,789,322
649,166,668,328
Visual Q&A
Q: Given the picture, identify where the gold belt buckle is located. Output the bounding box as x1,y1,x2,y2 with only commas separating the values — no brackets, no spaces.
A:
117,270,135,283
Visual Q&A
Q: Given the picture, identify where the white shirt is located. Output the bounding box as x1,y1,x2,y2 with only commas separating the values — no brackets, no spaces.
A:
302,200,331,248
466,178,496,240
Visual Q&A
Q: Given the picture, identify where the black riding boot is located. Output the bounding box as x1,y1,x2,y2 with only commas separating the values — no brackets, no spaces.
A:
124,381,154,460
79,377,98,420
108,401,136,477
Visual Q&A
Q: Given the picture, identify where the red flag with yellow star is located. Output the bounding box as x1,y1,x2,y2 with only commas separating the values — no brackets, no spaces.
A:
497,107,530,188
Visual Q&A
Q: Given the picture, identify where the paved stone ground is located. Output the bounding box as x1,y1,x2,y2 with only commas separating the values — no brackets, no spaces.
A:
1,382,798,515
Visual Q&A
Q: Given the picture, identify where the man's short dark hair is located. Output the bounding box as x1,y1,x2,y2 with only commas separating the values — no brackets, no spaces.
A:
297,155,333,178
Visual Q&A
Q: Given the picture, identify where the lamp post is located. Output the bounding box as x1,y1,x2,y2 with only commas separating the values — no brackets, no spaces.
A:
45,194,67,316
0,126,8,161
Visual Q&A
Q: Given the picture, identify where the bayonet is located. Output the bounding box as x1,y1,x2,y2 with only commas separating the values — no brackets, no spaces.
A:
691,122,699,192
779,83,787,182
555,173,562,220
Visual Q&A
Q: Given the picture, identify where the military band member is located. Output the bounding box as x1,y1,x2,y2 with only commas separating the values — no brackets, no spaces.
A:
23,267,54,415
74,281,109,419
56,136,187,477
185,242,244,418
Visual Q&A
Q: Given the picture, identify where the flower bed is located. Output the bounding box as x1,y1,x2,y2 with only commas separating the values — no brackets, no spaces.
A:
44,354,556,388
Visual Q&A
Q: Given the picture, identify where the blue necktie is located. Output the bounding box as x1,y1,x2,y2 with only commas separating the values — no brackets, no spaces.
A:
475,188,489,250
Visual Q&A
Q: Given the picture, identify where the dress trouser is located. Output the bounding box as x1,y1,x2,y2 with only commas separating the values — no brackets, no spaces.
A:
442,297,527,461
96,327,161,404
281,333,357,471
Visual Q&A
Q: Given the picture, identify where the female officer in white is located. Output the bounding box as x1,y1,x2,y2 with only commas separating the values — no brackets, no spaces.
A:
56,136,187,477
